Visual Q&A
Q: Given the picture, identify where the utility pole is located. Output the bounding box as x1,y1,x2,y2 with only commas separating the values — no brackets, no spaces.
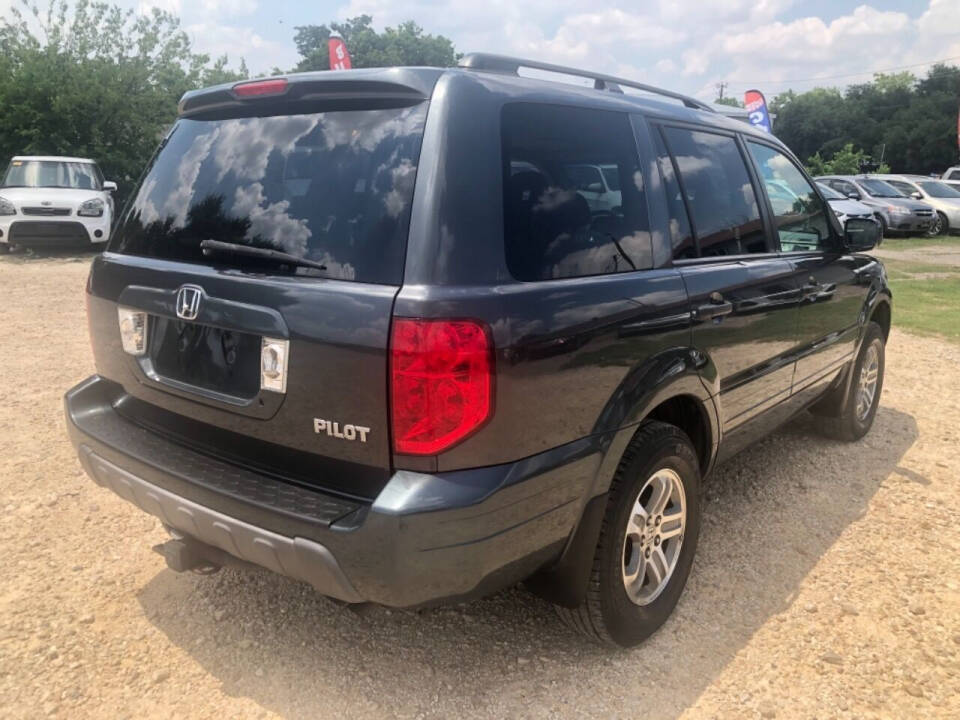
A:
715,81,728,101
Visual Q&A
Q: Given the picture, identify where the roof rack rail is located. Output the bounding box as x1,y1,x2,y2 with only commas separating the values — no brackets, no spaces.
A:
458,53,714,112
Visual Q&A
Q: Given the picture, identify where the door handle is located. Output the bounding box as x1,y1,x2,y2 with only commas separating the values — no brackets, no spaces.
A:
802,277,836,300
696,292,734,320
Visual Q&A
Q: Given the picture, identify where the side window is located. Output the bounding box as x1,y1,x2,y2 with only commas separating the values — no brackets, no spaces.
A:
949,170,960,180
747,142,832,252
502,103,652,280
886,180,916,197
651,127,695,260
831,179,857,198
661,127,766,256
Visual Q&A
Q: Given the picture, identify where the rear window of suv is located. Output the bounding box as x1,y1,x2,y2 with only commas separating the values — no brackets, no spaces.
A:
502,103,652,281
110,104,428,285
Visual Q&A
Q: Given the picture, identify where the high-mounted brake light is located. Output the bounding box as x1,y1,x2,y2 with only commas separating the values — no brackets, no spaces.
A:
232,78,289,98
390,318,494,456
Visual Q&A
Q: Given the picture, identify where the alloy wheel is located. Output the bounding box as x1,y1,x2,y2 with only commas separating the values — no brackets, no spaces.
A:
621,468,686,605
856,341,881,421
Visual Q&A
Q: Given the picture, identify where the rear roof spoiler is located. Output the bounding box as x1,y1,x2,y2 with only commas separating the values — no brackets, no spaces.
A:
459,53,714,112
177,68,442,118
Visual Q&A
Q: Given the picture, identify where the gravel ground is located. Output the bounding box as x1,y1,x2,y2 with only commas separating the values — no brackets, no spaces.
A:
1,252,958,720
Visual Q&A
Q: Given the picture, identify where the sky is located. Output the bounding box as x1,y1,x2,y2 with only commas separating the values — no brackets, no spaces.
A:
5,0,960,101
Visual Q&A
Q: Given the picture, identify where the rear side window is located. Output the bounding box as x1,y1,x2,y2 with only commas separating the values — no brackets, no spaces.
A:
502,103,652,281
110,104,428,284
661,127,766,256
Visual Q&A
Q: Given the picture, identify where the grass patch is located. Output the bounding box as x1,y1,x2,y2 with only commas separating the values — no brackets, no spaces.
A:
888,274,960,343
880,233,960,252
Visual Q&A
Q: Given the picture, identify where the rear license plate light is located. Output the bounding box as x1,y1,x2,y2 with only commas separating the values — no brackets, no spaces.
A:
260,337,289,394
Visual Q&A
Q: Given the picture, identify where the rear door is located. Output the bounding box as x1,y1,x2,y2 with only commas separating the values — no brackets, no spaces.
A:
88,86,432,499
745,140,865,403
652,124,800,455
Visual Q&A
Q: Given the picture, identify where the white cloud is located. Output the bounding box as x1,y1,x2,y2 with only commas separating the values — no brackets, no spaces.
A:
338,0,958,101
200,0,257,15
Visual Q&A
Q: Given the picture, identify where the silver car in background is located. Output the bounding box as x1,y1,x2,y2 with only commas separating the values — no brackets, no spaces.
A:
816,175,935,236
816,181,878,228
877,174,960,236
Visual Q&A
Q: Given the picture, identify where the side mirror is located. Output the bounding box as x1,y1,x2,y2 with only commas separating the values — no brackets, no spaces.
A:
103,181,117,192
911,191,922,200
845,191,861,200
844,217,879,252
581,182,603,193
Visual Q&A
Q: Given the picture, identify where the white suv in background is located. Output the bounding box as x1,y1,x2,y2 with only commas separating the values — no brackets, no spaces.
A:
0,156,116,252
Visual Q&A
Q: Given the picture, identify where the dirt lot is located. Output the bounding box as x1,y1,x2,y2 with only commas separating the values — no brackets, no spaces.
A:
1,252,958,720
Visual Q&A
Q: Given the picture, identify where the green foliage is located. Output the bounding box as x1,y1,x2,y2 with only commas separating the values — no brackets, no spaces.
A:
714,96,743,108
293,15,458,72
0,0,247,206
775,64,960,175
806,143,890,176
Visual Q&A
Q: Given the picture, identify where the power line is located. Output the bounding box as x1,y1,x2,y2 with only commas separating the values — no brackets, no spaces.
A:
726,54,960,86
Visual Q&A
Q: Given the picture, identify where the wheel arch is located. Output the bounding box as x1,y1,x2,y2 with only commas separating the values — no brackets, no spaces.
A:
869,296,891,341
526,378,718,609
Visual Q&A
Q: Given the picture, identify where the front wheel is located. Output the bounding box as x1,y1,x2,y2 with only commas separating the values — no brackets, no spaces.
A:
926,212,947,237
556,421,701,647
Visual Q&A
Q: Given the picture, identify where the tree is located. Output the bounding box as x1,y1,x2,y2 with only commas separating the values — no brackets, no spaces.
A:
714,96,743,108
293,15,458,72
0,0,247,205
806,143,889,176
773,65,960,175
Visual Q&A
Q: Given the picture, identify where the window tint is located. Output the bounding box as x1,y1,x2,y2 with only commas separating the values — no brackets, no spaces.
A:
651,127,694,259
919,180,960,198
886,179,917,196
661,127,766,256
828,179,857,197
502,103,651,280
858,178,903,198
2,160,102,190
747,142,832,252
110,104,427,284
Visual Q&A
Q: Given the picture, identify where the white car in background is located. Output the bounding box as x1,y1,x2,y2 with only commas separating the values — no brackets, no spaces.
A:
942,166,960,191
0,156,116,252
879,174,960,236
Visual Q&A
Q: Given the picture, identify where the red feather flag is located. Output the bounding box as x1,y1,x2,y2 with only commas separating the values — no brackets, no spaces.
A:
329,35,352,70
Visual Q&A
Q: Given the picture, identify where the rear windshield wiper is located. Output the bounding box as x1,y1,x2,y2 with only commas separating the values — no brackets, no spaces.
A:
200,239,328,272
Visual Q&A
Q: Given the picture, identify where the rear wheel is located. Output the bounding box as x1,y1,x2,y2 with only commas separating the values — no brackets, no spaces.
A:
556,421,701,647
817,321,885,441
0,243,8,254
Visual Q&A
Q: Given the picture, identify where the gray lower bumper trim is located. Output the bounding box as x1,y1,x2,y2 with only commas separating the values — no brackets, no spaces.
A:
79,445,363,603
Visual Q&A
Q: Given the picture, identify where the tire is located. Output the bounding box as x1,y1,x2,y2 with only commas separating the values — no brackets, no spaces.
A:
0,243,9,254
556,421,701,647
876,214,888,241
818,321,885,442
927,212,948,237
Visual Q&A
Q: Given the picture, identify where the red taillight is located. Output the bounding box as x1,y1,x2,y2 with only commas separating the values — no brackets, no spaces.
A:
390,318,494,456
232,78,289,98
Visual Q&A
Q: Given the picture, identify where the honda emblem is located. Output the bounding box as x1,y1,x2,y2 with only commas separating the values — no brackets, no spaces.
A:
176,285,203,321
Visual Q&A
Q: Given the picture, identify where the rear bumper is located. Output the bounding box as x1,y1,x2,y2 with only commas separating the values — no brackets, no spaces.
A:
65,375,597,607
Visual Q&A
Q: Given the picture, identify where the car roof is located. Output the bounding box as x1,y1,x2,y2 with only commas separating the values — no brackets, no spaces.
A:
179,61,781,148
10,155,96,164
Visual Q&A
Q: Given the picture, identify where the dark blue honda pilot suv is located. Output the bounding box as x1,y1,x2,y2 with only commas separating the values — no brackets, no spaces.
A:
64,54,890,647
